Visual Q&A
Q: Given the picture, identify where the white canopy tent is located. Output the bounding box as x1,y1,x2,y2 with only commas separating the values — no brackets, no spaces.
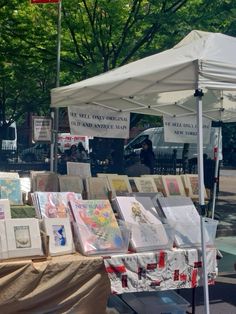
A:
51,30,236,313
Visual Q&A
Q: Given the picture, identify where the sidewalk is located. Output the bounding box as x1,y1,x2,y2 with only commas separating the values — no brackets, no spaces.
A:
182,171,236,313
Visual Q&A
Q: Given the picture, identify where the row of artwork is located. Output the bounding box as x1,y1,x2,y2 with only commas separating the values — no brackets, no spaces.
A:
29,170,206,200
0,192,217,259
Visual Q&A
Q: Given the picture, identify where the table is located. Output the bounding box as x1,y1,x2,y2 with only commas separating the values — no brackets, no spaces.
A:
0,248,217,314
103,247,217,294
0,254,110,314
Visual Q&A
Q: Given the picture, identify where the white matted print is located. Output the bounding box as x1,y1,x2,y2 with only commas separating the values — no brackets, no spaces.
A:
0,221,8,259
43,218,74,256
114,196,169,251
5,218,42,258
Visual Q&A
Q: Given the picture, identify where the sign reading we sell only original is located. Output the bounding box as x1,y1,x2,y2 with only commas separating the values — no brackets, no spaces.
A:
163,115,212,144
68,105,130,139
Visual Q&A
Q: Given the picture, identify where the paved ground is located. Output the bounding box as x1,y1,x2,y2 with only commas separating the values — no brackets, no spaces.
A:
184,169,236,313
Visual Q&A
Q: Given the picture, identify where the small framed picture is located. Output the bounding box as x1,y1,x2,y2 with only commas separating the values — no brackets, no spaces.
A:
43,217,74,256
5,218,42,258
162,175,186,197
133,177,157,193
142,175,166,194
107,175,132,196
185,174,207,199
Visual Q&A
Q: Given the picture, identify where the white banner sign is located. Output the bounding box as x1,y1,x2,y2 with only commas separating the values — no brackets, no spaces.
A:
32,116,52,142
164,115,211,144
68,105,130,139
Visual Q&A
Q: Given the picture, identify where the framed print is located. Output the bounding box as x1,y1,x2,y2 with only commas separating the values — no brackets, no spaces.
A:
70,199,124,255
185,174,207,199
66,162,91,178
34,192,81,219
0,178,22,205
58,175,84,193
85,177,109,199
157,196,202,247
35,172,59,192
114,196,169,252
162,175,186,197
142,175,166,194
43,217,74,256
5,218,42,258
107,175,132,196
133,177,157,193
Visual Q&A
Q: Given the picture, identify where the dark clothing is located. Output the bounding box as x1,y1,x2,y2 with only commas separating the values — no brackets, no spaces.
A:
140,148,155,174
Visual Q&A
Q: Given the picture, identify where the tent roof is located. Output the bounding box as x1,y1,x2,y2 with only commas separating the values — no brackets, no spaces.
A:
51,30,236,122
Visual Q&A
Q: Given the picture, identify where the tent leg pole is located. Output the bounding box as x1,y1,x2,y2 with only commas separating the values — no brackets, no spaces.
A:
211,125,221,219
192,287,196,314
195,89,210,314
50,111,55,172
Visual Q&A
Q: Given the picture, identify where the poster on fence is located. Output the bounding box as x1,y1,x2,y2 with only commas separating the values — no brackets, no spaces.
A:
163,115,211,144
68,105,130,139
32,116,52,142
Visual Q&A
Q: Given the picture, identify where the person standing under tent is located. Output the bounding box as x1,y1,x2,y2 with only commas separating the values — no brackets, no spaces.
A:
76,142,88,161
140,139,155,174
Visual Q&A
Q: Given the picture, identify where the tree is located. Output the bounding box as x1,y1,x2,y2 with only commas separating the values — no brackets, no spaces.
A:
1,0,236,156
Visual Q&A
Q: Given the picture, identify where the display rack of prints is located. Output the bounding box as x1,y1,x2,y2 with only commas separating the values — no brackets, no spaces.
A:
0,178,22,205
157,196,205,247
42,217,74,256
58,175,84,193
69,199,125,255
107,175,132,196
5,218,42,258
34,172,59,192
34,192,82,218
161,175,186,197
0,199,11,219
0,220,8,259
133,177,157,193
113,196,169,252
66,162,91,178
85,177,109,199
185,174,208,199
